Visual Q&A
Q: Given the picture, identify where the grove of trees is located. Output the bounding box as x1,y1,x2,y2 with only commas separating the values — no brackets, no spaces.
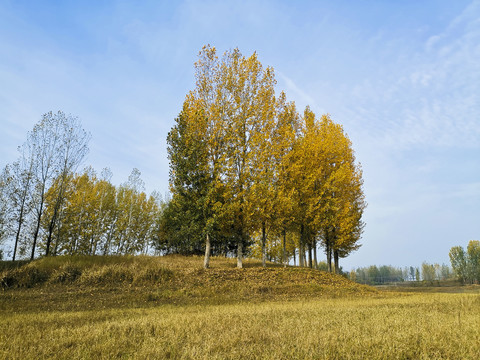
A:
1,46,366,273
0,112,163,259
160,45,366,271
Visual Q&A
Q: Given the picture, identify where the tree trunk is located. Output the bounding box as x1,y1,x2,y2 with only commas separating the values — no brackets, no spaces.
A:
45,214,56,256
53,232,59,256
31,194,45,260
334,249,340,274
282,228,287,268
237,240,243,269
299,244,304,267
299,224,305,267
262,222,267,268
45,185,65,257
89,235,96,256
326,238,332,273
93,236,99,255
204,233,211,269
12,161,32,261
307,237,313,268
12,210,24,261
313,239,317,269
104,229,112,255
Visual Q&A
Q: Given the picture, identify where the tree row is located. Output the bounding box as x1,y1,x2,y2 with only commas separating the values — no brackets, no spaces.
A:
0,112,162,260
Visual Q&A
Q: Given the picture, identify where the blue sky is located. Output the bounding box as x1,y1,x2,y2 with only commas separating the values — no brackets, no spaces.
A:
1,0,479,270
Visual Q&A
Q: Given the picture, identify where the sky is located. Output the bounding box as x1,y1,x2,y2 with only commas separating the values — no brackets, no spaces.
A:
1,0,479,270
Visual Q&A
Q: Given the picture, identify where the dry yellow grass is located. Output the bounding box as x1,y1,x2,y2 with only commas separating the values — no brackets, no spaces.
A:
1,255,480,359
2,293,480,359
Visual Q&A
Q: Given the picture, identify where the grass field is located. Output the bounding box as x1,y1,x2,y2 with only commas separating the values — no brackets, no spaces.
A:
1,256,480,359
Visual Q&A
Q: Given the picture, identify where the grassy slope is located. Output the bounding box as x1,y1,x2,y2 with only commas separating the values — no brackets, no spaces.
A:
2,256,480,359
0,255,375,311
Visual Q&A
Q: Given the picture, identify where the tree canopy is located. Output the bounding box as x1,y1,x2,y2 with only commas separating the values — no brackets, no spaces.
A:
165,45,366,271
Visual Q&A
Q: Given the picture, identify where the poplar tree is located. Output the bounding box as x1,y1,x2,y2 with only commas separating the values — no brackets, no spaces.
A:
166,107,212,257
170,46,277,268
285,110,365,271
273,93,299,266
166,46,231,267
312,115,365,273
44,114,90,256
218,49,277,268
0,168,10,254
23,111,90,259
2,156,35,261
285,107,319,267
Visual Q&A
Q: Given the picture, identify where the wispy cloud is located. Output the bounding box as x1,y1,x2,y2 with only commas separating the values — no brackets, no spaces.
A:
340,0,480,151
277,71,327,115
1,0,479,269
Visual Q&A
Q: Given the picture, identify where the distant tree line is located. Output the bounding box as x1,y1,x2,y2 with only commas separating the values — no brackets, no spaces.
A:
351,263,453,285
449,240,480,284
160,45,366,271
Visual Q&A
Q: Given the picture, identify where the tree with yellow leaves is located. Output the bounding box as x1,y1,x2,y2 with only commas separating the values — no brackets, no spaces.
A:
170,46,278,268
310,114,366,273
273,92,300,266
284,108,365,271
167,46,228,267
167,45,365,270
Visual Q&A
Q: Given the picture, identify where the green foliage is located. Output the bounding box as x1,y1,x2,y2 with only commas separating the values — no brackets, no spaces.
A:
353,263,453,285
467,240,480,282
450,240,480,284
317,261,329,272
163,109,212,255
354,265,406,285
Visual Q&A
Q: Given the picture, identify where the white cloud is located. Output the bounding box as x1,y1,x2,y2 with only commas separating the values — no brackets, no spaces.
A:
342,1,480,153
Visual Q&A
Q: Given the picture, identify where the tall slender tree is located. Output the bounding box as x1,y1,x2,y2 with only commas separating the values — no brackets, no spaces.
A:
0,167,11,255
272,92,299,267
21,111,90,259
220,49,277,268
44,113,90,256
313,115,365,273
